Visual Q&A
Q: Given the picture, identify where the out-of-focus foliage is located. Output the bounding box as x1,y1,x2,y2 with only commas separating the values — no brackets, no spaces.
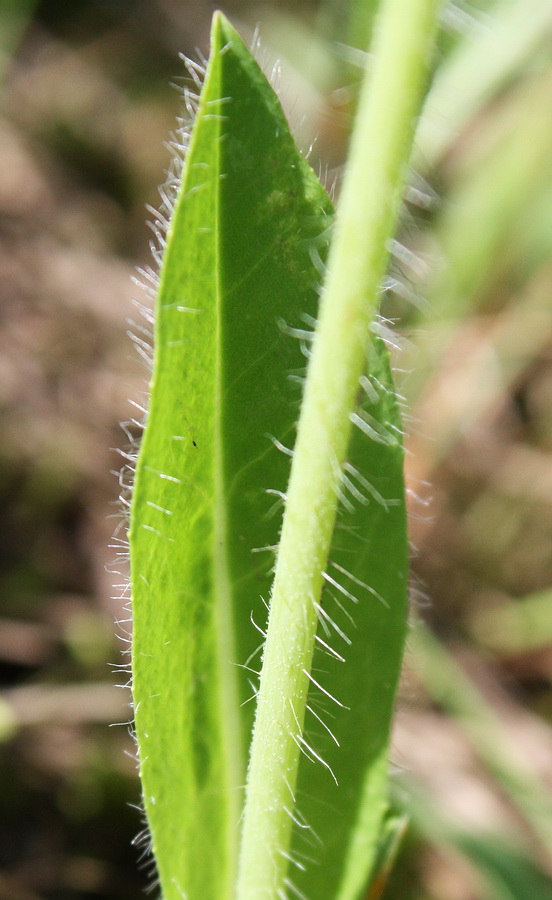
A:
0,1,551,899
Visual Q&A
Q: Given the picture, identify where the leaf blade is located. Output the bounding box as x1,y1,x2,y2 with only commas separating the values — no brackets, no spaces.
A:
130,14,334,899
235,0,438,892
131,11,421,899
290,338,409,900
130,30,238,899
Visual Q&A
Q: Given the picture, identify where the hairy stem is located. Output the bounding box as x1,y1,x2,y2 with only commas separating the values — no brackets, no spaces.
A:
235,0,441,897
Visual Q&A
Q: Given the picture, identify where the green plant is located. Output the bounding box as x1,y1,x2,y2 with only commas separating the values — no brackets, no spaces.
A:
128,2,439,898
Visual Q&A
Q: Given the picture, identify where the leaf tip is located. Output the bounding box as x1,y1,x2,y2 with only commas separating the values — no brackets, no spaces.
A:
210,8,243,54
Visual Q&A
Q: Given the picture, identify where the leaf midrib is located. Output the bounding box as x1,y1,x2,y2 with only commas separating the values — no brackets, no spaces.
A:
211,37,244,896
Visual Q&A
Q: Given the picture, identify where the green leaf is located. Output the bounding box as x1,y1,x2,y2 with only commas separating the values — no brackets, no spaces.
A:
288,339,408,900
129,14,332,899
236,0,437,892
130,11,409,900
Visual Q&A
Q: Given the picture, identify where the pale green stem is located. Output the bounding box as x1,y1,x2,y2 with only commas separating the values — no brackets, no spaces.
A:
235,1,441,897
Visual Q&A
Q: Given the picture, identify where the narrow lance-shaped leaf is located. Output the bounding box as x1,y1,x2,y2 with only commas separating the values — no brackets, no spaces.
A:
130,13,333,899
130,9,417,900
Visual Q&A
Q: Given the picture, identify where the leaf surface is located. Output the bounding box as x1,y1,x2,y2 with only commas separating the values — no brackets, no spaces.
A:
130,15,332,899
289,337,408,900
130,14,408,900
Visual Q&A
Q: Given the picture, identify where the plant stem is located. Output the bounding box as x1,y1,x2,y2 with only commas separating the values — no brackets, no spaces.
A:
235,1,440,897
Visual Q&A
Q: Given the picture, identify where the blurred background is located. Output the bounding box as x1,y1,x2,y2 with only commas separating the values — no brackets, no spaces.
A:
1,1,551,898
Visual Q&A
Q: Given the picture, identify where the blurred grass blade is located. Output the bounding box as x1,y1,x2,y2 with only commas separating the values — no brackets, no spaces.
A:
471,588,552,656
129,13,334,899
397,780,552,900
457,835,552,900
406,260,552,477
407,71,552,413
410,624,552,854
416,0,552,167
0,0,37,87
427,72,552,325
